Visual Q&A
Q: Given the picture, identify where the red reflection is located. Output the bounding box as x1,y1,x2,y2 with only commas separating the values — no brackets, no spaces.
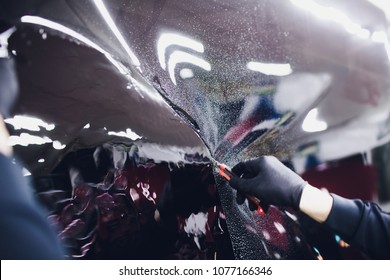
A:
46,159,230,259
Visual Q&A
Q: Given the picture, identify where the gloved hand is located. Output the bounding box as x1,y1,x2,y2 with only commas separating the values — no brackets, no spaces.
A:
229,156,307,210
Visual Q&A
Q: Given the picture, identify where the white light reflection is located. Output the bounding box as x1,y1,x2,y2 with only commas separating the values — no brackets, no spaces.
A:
108,128,142,140
262,230,271,240
367,0,390,21
52,140,66,150
184,212,208,237
21,16,129,75
284,211,298,221
302,108,328,132
128,75,164,102
5,115,55,131
22,168,31,176
157,33,205,70
371,31,390,60
290,0,367,36
356,28,371,39
179,68,194,79
83,123,91,129
21,15,148,100
38,158,45,163
167,51,211,85
8,133,53,147
291,0,390,60
273,222,286,234
246,62,292,76
21,16,104,52
92,0,140,67
0,27,16,58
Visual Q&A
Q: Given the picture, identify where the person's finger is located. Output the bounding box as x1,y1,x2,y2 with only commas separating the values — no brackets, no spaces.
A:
230,176,258,197
236,190,246,205
232,158,263,177
231,161,247,177
229,176,244,190
242,158,264,174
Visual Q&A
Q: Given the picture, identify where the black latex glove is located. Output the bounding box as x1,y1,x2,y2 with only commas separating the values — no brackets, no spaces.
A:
229,156,307,210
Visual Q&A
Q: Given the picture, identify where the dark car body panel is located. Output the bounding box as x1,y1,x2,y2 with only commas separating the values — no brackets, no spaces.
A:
2,0,389,259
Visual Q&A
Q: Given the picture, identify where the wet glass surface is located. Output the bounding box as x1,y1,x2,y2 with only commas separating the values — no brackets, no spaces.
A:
3,0,390,259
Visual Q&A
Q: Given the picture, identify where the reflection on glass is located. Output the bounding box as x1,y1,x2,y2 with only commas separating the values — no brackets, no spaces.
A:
22,16,160,101
52,140,66,150
167,51,211,85
292,0,390,57
371,31,390,60
157,33,205,70
107,128,142,140
8,133,53,147
273,222,286,234
128,74,164,102
21,16,104,52
179,68,195,79
5,115,55,131
246,61,292,76
22,167,31,176
290,0,368,37
184,212,208,250
92,0,140,67
302,108,328,132
367,0,390,19
274,73,332,114
20,16,129,75
0,27,16,58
